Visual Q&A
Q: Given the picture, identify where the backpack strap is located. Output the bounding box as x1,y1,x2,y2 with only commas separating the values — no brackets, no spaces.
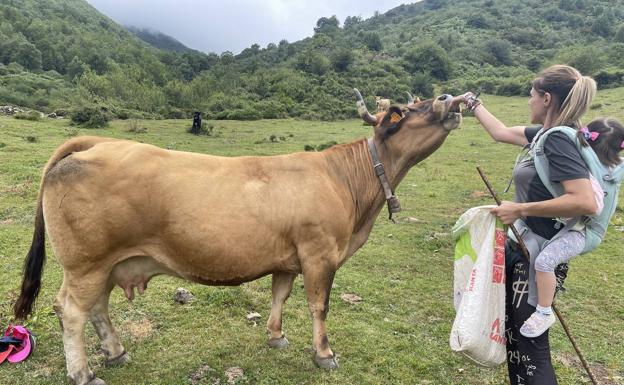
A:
532,126,576,198
608,158,624,182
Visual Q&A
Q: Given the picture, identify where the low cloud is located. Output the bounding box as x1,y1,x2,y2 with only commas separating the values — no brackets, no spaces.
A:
86,0,411,54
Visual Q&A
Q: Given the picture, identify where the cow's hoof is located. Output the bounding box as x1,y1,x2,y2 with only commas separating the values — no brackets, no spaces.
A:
314,354,338,370
105,351,131,367
267,336,289,349
85,377,106,385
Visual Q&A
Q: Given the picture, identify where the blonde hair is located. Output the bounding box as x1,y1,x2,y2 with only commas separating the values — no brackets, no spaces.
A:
532,65,597,128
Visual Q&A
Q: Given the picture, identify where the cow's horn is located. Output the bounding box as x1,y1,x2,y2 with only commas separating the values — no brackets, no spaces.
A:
354,88,378,125
406,92,415,105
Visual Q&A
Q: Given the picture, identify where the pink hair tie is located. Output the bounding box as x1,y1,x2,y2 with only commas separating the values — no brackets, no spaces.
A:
620,140,624,149
580,127,600,141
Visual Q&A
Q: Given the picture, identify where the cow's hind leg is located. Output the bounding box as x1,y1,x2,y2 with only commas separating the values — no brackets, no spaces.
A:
90,282,130,367
266,272,296,349
59,273,109,385
302,262,338,370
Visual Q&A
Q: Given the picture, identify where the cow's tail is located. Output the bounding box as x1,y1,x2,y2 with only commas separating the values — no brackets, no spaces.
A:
14,136,116,320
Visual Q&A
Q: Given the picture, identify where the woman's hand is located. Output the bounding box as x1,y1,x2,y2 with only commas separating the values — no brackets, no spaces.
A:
455,92,477,105
490,201,524,224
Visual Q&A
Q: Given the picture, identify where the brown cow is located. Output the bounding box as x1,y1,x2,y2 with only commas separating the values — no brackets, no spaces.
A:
356,89,421,126
14,95,461,385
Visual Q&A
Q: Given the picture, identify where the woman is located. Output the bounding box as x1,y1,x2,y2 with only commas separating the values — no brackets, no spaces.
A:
460,65,597,385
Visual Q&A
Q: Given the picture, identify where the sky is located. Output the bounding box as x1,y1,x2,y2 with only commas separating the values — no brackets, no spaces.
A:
86,0,412,54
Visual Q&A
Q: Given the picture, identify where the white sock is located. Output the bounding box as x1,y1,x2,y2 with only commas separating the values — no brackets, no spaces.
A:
536,304,553,316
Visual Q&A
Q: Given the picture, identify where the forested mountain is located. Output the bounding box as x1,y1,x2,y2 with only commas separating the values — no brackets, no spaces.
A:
126,26,196,53
2,0,624,120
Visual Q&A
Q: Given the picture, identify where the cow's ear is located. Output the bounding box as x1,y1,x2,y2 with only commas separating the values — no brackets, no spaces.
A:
377,106,405,137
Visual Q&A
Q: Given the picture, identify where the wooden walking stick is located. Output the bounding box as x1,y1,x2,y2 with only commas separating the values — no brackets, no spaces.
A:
476,166,599,385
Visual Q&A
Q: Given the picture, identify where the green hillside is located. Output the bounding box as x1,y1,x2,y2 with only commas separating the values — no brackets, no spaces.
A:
126,26,197,53
1,0,624,120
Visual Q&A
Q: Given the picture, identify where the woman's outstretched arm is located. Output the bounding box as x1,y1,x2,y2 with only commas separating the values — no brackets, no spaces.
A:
458,93,529,146
472,104,529,146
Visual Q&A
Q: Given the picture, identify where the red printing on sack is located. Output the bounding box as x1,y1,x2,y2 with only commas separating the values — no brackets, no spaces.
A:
489,318,507,345
495,228,506,246
468,268,476,291
492,228,506,283
493,246,505,266
492,265,505,284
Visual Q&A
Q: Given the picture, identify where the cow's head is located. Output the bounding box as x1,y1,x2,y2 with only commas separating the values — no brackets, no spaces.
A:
371,94,461,165
355,88,420,126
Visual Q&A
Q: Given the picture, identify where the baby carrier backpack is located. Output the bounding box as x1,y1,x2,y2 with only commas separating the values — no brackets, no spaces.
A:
532,126,624,254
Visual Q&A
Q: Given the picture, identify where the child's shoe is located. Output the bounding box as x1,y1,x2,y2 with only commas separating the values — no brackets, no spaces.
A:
520,311,556,338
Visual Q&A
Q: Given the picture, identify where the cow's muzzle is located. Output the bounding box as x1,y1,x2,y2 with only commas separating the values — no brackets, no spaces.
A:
435,94,462,130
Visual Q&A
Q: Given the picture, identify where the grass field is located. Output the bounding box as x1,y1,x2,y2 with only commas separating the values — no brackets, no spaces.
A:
0,91,622,385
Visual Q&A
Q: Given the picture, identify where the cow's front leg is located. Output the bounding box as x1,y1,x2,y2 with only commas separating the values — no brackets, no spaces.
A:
302,263,338,369
267,272,296,348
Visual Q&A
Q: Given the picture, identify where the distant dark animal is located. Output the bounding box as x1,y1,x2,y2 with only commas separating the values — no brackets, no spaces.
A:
191,111,202,133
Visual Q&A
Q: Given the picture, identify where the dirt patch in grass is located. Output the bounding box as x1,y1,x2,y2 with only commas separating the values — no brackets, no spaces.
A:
555,353,622,385
340,293,362,304
0,179,34,197
32,362,55,378
189,363,217,385
225,367,244,384
122,318,154,340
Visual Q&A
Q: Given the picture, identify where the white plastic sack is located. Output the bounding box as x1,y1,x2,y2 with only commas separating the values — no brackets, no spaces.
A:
449,205,507,367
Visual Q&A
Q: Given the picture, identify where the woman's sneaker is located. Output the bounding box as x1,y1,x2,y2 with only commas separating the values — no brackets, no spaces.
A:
520,311,556,338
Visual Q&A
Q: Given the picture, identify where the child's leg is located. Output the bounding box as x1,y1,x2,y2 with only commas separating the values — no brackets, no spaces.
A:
536,271,557,308
534,230,586,302
521,231,585,338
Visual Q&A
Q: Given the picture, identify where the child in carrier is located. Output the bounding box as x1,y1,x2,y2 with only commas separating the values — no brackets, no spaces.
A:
521,117,624,338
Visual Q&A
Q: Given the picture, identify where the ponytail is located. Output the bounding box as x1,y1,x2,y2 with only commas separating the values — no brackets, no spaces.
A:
553,75,597,128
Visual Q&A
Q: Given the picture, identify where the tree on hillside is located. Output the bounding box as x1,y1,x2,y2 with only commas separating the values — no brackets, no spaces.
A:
616,25,624,43
12,40,43,71
85,52,108,74
67,56,88,80
295,49,330,75
425,0,448,10
331,48,354,72
466,13,491,29
411,72,434,98
403,43,452,81
362,32,383,52
0,33,43,71
483,39,513,66
278,39,296,58
238,43,261,59
344,16,362,29
559,0,586,11
220,51,234,65
314,16,340,35
557,46,605,75
592,14,614,37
